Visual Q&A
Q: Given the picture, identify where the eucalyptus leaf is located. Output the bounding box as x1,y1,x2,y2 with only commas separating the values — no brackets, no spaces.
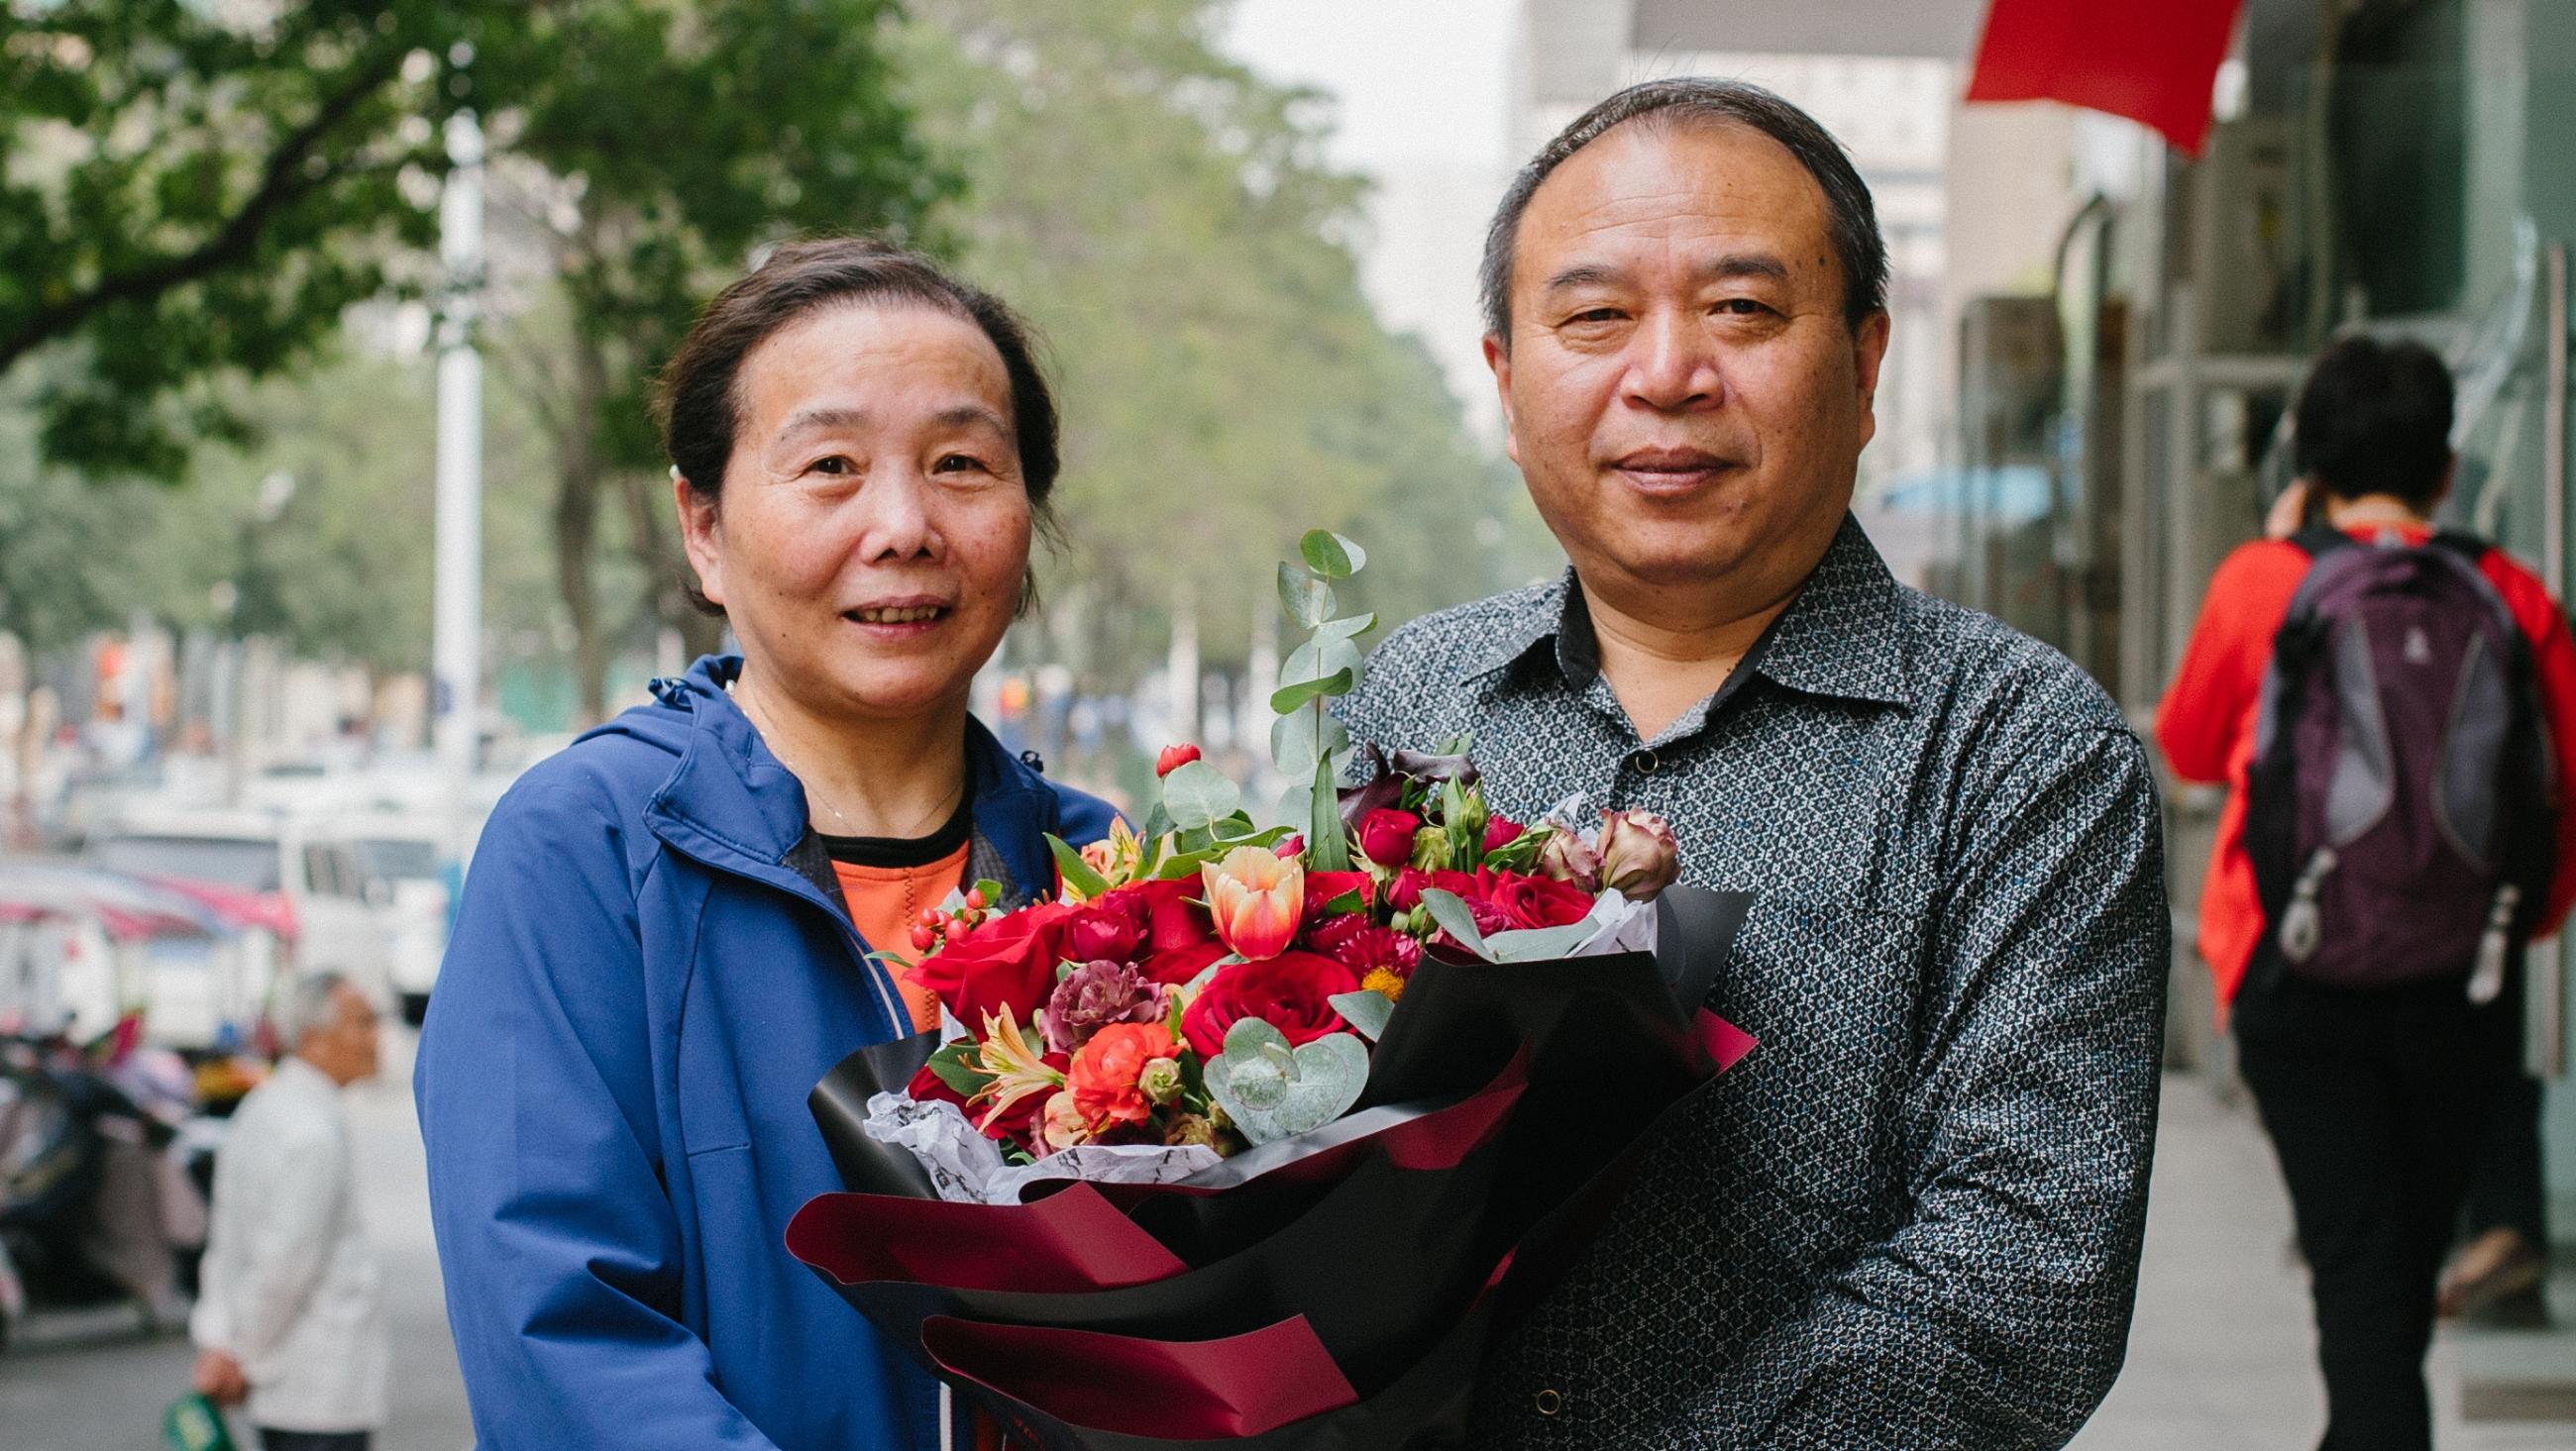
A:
1161,761,1239,831
1273,709,1321,778
1300,529,1366,579
1204,1020,1369,1145
1482,919,1605,962
1269,669,1352,715
1316,613,1377,643
1307,751,1354,873
1419,887,1492,961
1277,564,1335,629
1046,833,1110,900
1327,989,1397,1042
1282,636,1364,691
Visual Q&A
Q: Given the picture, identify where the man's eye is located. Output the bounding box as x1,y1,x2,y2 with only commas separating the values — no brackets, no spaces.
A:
1564,308,1625,325
1714,298,1773,317
933,454,989,474
808,456,854,476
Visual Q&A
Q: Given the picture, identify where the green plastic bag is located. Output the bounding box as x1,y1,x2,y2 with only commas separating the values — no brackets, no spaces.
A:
162,1392,238,1451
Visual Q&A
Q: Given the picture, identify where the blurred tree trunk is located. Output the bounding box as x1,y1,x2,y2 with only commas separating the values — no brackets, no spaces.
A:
552,326,612,728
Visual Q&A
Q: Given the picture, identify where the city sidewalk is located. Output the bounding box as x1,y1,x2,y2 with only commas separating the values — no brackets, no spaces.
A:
2075,1075,2576,1450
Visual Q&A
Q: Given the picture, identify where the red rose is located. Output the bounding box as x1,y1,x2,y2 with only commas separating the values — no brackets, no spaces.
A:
1356,808,1421,868
1062,898,1148,965
1482,817,1526,855
1138,940,1229,986
1387,867,1479,913
1103,879,1217,953
1180,952,1360,1059
1301,870,1373,924
1155,744,1202,777
1479,869,1595,931
911,900,1077,1031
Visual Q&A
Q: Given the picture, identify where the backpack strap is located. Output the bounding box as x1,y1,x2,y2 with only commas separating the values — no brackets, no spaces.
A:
2289,524,2356,560
2428,529,2492,565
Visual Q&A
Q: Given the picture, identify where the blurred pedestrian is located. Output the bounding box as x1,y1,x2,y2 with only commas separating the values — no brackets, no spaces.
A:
2158,335,2576,1451
187,972,387,1451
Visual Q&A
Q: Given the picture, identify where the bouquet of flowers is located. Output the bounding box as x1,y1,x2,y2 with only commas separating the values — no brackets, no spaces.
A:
788,531,1755,1448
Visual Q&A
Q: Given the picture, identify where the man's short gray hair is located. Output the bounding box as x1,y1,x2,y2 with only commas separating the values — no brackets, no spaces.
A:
1478,77,1889,347
279,970,352,1047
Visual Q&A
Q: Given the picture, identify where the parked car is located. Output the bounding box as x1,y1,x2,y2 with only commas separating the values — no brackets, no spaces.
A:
88,811,391,1013
0,865,260,1052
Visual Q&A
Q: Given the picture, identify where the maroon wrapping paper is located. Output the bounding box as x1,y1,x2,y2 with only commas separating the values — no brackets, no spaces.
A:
922,1313,1359,1440
784,1182,1186,1295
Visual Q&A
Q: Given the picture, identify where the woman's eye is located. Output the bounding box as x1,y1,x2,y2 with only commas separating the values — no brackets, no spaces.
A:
933,453,989,474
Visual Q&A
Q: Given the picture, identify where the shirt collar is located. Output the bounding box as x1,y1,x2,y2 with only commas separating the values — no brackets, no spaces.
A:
1458,514,1913,711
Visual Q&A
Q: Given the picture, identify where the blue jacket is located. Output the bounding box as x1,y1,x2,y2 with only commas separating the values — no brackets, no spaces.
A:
416,656,1116,1450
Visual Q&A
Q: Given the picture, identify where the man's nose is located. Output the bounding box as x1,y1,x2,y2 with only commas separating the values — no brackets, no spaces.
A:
1622,309,1723,413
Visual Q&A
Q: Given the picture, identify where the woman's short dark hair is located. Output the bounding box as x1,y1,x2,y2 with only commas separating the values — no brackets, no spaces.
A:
2294,336,2454,510
656,236,1060,515
1480,77,1887,347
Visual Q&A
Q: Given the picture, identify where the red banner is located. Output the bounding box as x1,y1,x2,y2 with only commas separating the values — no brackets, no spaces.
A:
1964,0,2247,155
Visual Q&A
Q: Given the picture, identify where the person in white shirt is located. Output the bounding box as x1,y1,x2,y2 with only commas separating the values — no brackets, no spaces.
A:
189,971,389,1451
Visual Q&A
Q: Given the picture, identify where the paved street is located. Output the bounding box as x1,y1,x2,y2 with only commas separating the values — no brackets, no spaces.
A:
1,1067,2566,1449
0,1030,472,1451
2077,1076,2576,1451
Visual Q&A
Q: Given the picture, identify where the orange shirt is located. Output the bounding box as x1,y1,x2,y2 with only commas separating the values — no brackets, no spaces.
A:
2154,526,2576,1011
832,846,970,1034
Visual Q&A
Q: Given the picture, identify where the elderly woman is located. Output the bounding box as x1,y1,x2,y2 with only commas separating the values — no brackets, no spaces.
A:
416,239,1114,1451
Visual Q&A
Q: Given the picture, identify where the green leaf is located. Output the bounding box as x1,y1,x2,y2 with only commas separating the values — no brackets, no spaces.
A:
1300,530,1366,579
1047,833,1110,901
1277,564,1334,629
1419,887,1491,961
1484,918,1606,962
1307,750,1354,873
1281,636,1364,693
1204,1022,1369,1145
1269,668,1353,715
1316,613,1377,643
1141,801,1175,852
1328,989,1398,1042
926,1041,995,1097
1160,761,1240,831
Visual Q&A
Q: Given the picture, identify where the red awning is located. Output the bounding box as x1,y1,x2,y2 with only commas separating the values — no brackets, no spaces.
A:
1964,0,2246,155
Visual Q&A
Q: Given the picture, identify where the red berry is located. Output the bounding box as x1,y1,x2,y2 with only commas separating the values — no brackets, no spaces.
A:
965,886,988,911
909,924,936,951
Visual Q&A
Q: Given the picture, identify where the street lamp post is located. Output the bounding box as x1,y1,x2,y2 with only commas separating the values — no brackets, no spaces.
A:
430,106,485,815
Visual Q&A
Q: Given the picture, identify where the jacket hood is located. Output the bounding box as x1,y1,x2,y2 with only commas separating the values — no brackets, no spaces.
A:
583,655,1069,898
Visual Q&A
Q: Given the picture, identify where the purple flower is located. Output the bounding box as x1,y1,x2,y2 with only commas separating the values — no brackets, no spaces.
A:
1036,959,1169,1055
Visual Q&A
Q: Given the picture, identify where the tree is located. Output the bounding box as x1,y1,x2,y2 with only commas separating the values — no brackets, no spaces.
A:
895,0,1539,705
0,0,519,475
460,0,951,724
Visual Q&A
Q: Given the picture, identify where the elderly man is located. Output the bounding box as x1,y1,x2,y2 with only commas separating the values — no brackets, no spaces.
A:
1340,79,2167,1447
189,972,388,1451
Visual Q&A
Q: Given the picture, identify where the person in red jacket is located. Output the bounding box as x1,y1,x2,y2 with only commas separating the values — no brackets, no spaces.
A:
2157,336,2576,1451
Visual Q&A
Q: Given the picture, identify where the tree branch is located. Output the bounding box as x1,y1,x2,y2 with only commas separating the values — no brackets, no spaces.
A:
0,42,412,372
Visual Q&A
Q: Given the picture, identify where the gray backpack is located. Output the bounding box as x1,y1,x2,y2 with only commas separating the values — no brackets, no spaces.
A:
2244,528,2557,998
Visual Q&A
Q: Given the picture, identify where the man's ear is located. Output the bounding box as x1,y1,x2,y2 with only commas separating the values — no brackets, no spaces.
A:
1851,310,1891,452
1484,333,1521,467
673,469,725,610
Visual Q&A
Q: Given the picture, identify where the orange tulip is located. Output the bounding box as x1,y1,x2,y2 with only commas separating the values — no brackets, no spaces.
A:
1201,845,1304,961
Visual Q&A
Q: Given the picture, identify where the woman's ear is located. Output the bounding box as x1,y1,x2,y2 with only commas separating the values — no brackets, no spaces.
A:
673,468,726,609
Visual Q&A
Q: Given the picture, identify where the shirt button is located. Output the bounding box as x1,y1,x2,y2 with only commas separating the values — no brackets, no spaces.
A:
1631,749,1660,774
1533,1388,1564,1417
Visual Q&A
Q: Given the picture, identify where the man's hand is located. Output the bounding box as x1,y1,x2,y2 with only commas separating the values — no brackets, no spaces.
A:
191,1348,248,1406
2265,479,2312,540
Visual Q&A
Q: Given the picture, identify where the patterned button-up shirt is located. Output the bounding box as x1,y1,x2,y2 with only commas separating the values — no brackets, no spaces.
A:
1339,516,2168,1449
